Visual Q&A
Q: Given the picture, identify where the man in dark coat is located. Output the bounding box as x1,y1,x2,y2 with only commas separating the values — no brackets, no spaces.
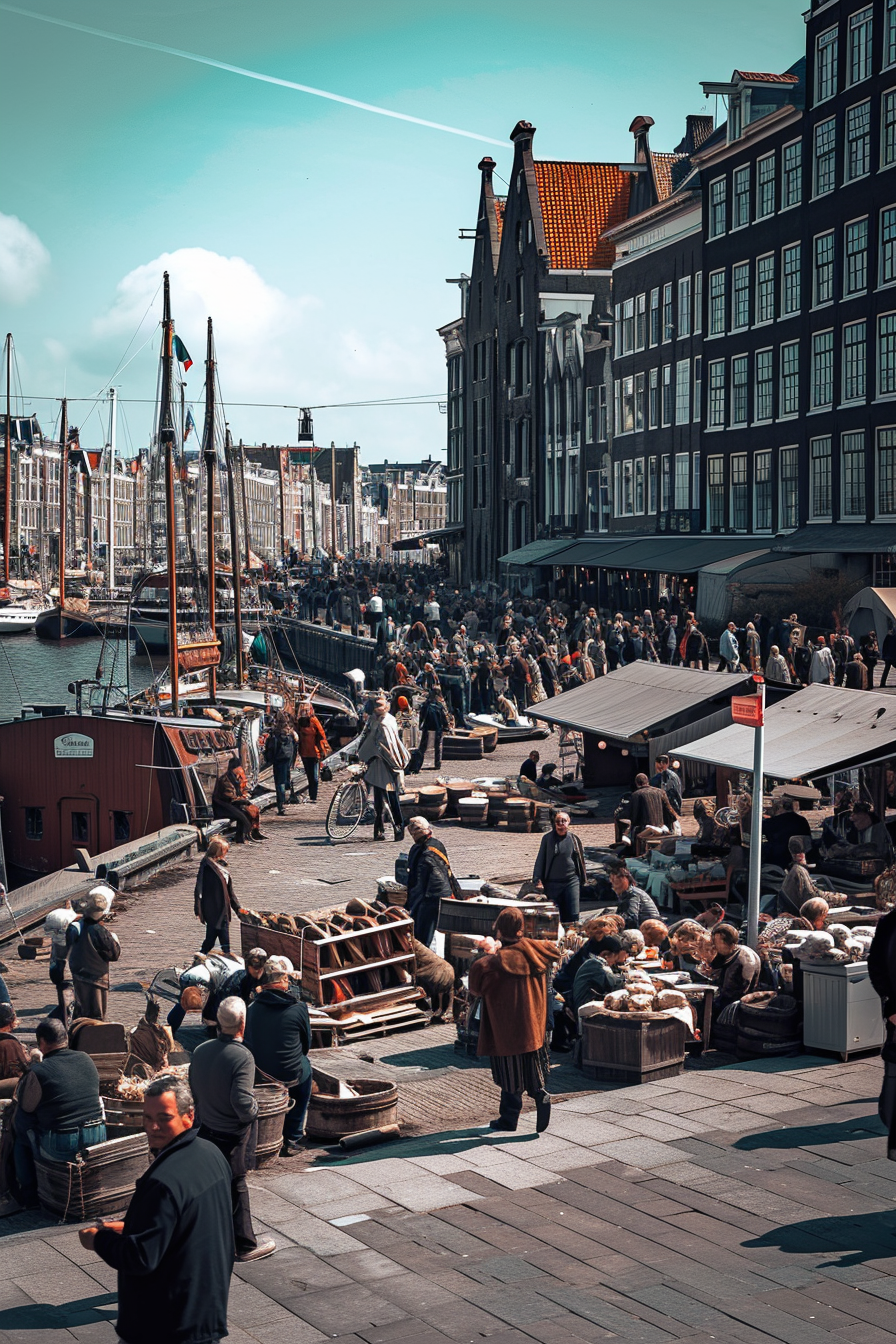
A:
244,957,312,1157
418,688,450,769
570,936,629,1011
65,885,121,1021
264,717,298,815
532,811,587,924
650,755,683,815
709,924,761,1018
623,773,679,847
868,907,896,1144
881,624,896,688
406,817,456,947
82,1076,234,1344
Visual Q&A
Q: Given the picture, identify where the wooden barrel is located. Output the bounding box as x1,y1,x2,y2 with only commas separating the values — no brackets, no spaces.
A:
507,797,534,832
35,1133,150,1222
254,1082,291,1164
306,1077,399,1141
398,791,418,811
441,731,485,760
416,785,448,822
445,780,475,815
457,795,489,827
102,1097,145,1139
487,791,509,826
470,725,499,753
532,802,553,833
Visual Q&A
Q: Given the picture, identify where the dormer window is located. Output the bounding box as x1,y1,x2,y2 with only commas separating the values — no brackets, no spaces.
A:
729,93,742,142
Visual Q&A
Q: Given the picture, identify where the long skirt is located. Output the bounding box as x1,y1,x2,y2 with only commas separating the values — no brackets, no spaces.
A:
489,1043,550,1095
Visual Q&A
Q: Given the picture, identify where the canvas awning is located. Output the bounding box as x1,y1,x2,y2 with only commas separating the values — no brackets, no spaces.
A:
676,683,896,778
528,662,754,741
545,535,774,572
498,539,570,566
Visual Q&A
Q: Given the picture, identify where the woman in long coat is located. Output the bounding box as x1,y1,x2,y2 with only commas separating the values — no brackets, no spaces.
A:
357,695,411,841
468,907,559,1134
193,835,241,954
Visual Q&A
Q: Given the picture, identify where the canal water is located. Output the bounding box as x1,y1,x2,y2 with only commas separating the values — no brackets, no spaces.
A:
0,633,157,722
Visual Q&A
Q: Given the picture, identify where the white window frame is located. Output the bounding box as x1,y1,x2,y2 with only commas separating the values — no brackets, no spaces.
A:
756,153,775,220
678,276,692,338
780,340,800,419
673,453,689,511
732,261,750,331
809,436,833,520
877,426,896,517
708,269,726,336
634,457,645,515
815,25,838,106
707,455,725,529
754,348,774,424
675,359,690,426
693,271,703,335
755,253,775,325
841,430,867,519
813,117,837,197
878,311,896,398
880,206,896,288
847,5,873,89
732,165,750,229
882,89,896,169
782,139,802,209
813,230,835,307
754,449,773,531
844,216,868,296
842,320,867,404
731,354,749,427
779,445,799,530
708,177,727,239
730,452,748,531
647,456,657,515
810,329,834,410
781,243,801,317
845,99,871,183
707,359,726,429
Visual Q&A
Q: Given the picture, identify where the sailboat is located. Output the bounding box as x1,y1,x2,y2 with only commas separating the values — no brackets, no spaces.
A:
33,399,99,640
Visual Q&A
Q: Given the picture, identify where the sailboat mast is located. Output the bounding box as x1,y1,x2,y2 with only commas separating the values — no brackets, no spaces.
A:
161,272,180,716
106,388,117,591
58,397,69,636
202,318,217,702
238,439,251,573
3,334,11,587
224,427,244,685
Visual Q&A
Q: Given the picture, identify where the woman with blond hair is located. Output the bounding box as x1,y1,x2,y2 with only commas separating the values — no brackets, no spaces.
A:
194,835,241,954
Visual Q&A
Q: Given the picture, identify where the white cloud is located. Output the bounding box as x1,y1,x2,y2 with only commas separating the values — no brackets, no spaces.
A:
0,213,50,303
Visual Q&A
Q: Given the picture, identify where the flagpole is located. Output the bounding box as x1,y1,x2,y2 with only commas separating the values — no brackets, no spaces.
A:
106,388,117,592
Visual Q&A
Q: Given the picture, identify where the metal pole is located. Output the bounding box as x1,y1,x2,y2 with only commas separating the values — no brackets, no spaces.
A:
107,388,117,591
58,398,69,632
746,678,766,951
277,447,287,566
237,439,251,574
202,318,217,702
330,441,337,559
224,428,245,685
3,334,10,585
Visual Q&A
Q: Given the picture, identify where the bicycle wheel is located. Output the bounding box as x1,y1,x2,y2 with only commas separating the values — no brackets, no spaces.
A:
326,780,367,841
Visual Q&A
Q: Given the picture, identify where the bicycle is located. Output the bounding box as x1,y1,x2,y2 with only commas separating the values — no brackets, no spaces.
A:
325,763,371,841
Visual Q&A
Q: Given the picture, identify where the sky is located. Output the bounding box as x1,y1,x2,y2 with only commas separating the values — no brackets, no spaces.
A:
1,0,807,463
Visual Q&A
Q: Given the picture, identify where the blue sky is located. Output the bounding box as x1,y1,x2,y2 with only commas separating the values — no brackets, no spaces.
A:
1,0,807,461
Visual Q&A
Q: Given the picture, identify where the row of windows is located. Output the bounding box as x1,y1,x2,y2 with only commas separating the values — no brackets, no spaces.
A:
614,358,703,435
613,452,700,517
811,90,896,198
708,143,801,239
814,4,894,107
613,275,702,354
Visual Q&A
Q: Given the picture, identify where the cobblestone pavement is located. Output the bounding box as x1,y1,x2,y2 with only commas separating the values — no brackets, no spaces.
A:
2,1052,895,1344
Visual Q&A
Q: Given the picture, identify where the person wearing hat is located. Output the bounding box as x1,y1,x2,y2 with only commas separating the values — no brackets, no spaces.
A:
418,686,450,771
65,885,121,1022
166,951,244,1034
468,908,559,1133
809,635,836,685
244,956,312,1156
295,702,330,804
779,836,832,915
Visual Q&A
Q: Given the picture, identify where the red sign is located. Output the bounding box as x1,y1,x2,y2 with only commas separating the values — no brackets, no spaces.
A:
731,695,764,727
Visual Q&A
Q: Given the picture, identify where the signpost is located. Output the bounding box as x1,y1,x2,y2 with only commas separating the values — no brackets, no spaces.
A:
741,676,766,951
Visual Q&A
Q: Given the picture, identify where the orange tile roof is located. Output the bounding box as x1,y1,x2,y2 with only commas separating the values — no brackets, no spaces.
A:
533,161,631,269
735,70,800,83
494,196,506,243
651,152,683,201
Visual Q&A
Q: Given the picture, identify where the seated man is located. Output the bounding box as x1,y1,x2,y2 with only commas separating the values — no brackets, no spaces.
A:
617,774,679,850
553,916,623,1000
14,1017,105,1209
570,936,629,1012
609,865,660,928
762,797,812,870
0,1003,33,1100
827,800,894,863
708,924,761,1018
778,837,847,916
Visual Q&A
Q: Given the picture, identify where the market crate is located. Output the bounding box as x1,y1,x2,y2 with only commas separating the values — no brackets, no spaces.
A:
580,1008,687,1085
437,897,560,940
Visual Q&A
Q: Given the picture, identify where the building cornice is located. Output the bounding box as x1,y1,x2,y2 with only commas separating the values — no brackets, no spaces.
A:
692,104,802,169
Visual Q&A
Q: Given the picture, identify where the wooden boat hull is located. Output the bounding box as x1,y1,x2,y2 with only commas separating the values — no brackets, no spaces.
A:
33,606,99,640
466,712,551,743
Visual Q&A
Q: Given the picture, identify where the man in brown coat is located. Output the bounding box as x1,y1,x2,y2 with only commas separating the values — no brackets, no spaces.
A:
469,908,559,1134
623,773,678,849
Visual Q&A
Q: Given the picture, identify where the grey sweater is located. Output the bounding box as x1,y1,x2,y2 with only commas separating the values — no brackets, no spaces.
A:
189,1034,258,1135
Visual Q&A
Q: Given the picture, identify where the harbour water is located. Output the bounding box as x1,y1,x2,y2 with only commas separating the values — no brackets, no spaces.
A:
0,633,156,722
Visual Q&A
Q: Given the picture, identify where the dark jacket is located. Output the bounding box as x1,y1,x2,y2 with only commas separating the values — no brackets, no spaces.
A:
520,758,538,782
628,784,678,832
264,729,297,767
615,885,661,929
712,945,761,1011
16,1047,102,1133
66,917,121,987
419,697,450,732
571,956,626,1012
193,856,240,930
94,1127,233,1344
650,768,683,815
189,1034,258,1135
532,830,587,887
244,988,311,1085
407,836,455,916
869,908,896,1064
468,937,559,1056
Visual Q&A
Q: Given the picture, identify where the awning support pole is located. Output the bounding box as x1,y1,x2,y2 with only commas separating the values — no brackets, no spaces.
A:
746,679,766,951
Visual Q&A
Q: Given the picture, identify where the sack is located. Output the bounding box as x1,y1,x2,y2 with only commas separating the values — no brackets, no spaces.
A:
319,763,333,783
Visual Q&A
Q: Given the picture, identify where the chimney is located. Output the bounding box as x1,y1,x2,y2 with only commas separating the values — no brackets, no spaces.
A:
509,120,535,153
675,113,714,156
478,156,496,179
629,115,655,165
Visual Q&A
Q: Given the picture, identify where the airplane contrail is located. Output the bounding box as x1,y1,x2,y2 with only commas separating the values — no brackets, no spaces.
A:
1,3,506,147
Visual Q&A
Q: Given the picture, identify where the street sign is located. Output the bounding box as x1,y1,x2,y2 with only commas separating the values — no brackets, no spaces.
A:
731,695,764,727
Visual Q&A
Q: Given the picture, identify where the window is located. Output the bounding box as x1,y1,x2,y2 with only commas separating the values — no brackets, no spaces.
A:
113,811,132,843
648,368,658,429
635,293,647,351
585,387,596,442
811,330,834,409
845,101,871,180
693,355,702,422
878,428,896,515
842,431,866,517
810,437,832,518
707,456,725,529
779,447,799,529
634,458,645,513
24,806,43,840
709,270,726,335
660,454,671,510
731,355,749,426
674,453,689,509
782,141,802,208
662,283,673,340
814,118,837,195
888,0,896,69
693,271,703,334
756,255,775,323
598,386,608,441
473,340,488,381
731,454,748,530
780,340,800,417
755,348,774,421
649,288,660,345
781,244,801,315
879,313,896,396
815,26,838,104
709,178,726,238
516,273,525,324
648,456,657,513
615,376,634,434
733,166,750,228
692,453,701,509
732,262,750,329
675,359,690,425
881,207,896,286
614,303,622,352
634,372,645,431
884,90,896,168
707,360,726,428
622,298,634,353
756,154,775,218
848,6,872,87
678,276,692,338
844,218,868,295
814,231,835,305
755,450,772,530
71,811,90,844
662,364,672,425
842,321,867,401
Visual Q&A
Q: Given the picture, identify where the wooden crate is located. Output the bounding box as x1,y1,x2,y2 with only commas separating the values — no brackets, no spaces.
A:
581,1010,687,1085
238,912,417,1010
437,898,560,939
668,869,731,913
